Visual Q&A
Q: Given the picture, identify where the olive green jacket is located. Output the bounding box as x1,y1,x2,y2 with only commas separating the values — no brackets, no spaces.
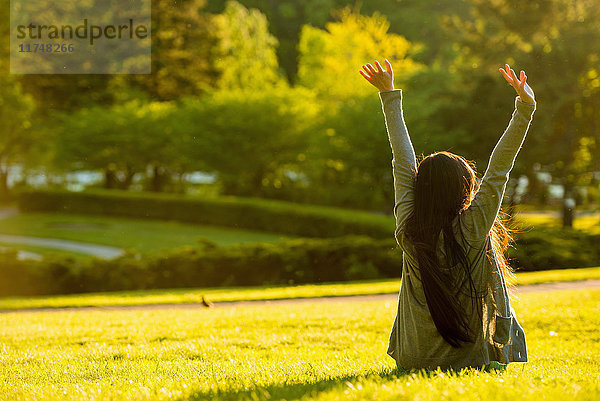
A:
379,89,536,371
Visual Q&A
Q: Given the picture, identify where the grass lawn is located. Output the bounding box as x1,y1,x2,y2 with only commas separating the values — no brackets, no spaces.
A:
514,212,600,233
1,266,599,311
0,212,294,253
0,288,598,400
514,203,599,212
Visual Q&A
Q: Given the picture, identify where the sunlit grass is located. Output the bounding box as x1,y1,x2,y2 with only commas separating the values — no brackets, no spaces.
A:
0,266,599,311
0,212,294,253
515,266,600,284
514,204,598,212
0,289,598,400
515,211,600,233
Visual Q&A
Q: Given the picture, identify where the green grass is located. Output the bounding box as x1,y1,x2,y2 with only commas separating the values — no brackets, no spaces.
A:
515,266,600,284
0,212,294,254
0,288,598,400
515,212,600,233
1,266,599,311
514,203,599,212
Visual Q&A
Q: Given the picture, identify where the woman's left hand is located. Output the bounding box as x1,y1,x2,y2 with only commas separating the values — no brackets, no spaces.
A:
499,64,535,104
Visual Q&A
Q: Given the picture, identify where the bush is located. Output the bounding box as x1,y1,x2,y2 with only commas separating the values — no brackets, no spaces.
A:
509,226,600,271
15,188,393,239
0,235,402,297
1,226,599,297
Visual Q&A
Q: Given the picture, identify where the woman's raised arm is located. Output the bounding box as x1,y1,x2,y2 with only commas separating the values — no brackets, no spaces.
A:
360,59,417,244
460,65,536,240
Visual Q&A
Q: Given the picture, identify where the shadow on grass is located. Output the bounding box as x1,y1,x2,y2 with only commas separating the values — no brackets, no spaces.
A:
180,364,500,401
180,366,402,401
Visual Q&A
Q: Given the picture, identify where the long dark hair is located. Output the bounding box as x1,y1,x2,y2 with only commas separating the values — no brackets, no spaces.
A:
402,151,515,348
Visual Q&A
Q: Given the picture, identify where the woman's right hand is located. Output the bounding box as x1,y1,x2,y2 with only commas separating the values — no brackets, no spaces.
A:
499,64,535,104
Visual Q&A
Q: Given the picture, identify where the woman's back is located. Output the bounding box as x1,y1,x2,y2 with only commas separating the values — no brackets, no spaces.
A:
390,219,498,370
372,69,535,371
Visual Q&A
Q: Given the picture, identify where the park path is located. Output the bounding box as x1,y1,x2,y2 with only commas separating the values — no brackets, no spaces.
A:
2,279,600,314
0,234,124,259
0,207,124,259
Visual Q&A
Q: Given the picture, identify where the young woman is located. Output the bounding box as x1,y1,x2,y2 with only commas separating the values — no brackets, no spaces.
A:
359,59,536,372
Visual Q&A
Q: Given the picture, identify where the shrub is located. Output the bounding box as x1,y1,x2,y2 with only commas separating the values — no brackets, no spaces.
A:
509,227,600,271
0,236,402,297
1,226,599,297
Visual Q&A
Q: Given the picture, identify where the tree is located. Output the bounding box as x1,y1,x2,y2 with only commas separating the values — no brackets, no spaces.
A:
8,0,217,113
210,1,285,90
179,85,320,197
203,0,337,84
297,5,423,101
54,100,179,191
7,0,143,113
443,0,600,226
202,0,471,84
0,76,36,200
295,7,426,209
126,0,218,101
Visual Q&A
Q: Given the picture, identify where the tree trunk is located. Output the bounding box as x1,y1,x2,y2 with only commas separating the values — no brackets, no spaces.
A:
505,178,519,222
0,165,10,202
119,169,136,190
250,167,265,196
220,176,240,196
524,164,546,205
562,179,576,228
104,169,117,189
175,170,186,194
150,165,168,192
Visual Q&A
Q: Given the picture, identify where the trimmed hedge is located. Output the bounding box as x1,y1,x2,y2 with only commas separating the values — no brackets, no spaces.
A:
509,226,600,271
16,189,393,239
1,228,599,297
0,236,402,297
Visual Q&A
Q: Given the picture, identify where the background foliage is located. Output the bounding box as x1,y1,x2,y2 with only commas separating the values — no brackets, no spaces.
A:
2,0,598,212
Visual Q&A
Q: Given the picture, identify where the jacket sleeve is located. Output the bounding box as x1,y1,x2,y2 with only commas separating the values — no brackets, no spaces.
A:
460,97,536,240
379,89,417,244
